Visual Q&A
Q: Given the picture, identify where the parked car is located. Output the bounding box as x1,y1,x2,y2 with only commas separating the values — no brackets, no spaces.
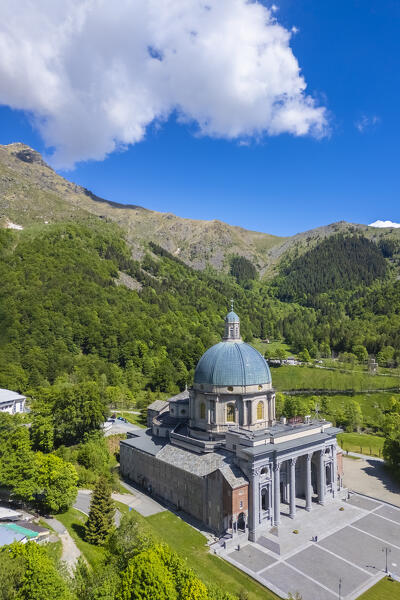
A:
117,416,127,423
107,417,116,423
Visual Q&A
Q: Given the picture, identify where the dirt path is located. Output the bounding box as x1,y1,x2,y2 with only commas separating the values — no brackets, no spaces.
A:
43,517,81,572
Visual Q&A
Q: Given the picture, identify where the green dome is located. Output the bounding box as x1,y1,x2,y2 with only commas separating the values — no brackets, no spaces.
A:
194,340,271,387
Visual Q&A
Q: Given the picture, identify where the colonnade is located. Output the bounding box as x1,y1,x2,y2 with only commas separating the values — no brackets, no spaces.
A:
248,445,338,541
273,447,335,526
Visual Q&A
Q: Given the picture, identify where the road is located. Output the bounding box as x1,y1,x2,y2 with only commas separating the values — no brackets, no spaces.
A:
104,420,143,436
75,483,165,520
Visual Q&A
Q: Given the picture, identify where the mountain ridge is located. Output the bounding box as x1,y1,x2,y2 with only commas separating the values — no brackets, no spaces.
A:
1,142,399,275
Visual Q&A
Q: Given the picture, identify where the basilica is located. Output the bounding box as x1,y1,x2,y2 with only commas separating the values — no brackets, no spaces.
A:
120,309,344,542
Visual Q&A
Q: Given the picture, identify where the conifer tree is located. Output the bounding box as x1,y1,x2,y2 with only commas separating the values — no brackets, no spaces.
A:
85,476,115,545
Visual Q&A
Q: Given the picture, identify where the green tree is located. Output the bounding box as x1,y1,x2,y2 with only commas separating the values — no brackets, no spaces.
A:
343,399,363,432
377,346,396,367
275,392,285,418
0,542,73,600
229,256,257,286
35,453,78,513
107,511,153,570
77,432,110,476
118,547,177,600
30,415,54,452
383,433,400,474
85,476,115,545
283,397,301,419
179,577,209,600
0,415,38,502
319,342,331,358
298,348,311,363
352,345,368,362
0,550,25,600
276,347,287,361
74,559,119,600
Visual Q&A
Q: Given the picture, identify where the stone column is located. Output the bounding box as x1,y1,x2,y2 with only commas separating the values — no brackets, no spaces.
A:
318,449,326,505
332,444,338,496
289,457,297,519
305,453,312,511
248,468,260,541
273,462,281,526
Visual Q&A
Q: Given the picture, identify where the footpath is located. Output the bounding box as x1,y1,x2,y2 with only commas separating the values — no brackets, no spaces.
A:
42,517,81,572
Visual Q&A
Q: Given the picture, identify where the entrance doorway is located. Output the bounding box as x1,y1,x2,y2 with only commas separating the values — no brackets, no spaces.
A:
237,512,246,531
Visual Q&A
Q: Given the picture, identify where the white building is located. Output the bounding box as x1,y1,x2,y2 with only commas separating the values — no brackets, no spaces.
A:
0,389,26,414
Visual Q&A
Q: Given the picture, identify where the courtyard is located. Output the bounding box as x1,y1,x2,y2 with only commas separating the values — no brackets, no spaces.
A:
223,493,400,600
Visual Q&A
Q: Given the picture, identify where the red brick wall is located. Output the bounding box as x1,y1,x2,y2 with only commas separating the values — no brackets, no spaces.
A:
232,484,248,517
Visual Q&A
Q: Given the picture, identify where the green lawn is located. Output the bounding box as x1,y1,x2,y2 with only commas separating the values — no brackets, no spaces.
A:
271,365,400,393
357,577,400,599
57,508,106,568
337,432,385,457
145,511,279,600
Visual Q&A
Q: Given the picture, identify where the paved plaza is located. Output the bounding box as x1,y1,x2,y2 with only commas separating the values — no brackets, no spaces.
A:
343,455,400,507
224,493,400,600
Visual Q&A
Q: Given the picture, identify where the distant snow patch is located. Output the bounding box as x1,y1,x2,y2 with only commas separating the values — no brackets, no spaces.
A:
369,220,400,229
6,221,24,230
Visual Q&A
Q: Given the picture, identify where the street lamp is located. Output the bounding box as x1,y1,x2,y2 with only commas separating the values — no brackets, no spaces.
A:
382,547,391,574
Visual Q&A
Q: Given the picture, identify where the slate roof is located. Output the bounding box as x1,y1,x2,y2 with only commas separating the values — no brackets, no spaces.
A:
121,430,167,456
168,390,190,403
219,463,248,488
122,429,248,484
147,400,168,412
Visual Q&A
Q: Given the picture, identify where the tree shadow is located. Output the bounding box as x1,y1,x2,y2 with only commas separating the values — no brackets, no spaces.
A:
363,460,400,495
72,522,87,542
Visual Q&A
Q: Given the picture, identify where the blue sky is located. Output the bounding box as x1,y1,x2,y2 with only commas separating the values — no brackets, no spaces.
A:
0,0,399,236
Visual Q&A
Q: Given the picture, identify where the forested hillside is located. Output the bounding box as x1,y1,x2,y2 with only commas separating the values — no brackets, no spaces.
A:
1,221,400,406
0,221,316,399
275,234,388,303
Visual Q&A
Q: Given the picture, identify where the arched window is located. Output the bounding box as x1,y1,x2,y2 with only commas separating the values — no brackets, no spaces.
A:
200,402,206,419
227,403,235,422
257,401,264,421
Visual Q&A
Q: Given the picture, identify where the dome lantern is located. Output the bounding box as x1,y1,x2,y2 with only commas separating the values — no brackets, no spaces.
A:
223,300,241,341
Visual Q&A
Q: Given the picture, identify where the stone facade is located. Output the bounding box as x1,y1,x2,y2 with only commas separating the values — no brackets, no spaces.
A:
120,309,344,541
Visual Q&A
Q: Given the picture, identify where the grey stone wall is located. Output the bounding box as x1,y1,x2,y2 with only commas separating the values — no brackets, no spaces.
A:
120,444,226,533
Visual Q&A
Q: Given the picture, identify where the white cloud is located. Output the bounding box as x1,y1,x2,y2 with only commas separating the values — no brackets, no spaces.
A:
355,114,380,133
369,220,400,228
291,26,300,34
0,0,328,168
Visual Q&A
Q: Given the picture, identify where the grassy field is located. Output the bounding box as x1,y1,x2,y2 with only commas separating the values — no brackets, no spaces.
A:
252,339,291,357
337,432,385,457
270,365,400,392
146,511,279,600
57,508,106,568
66,500,279,599
358,577,400,599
